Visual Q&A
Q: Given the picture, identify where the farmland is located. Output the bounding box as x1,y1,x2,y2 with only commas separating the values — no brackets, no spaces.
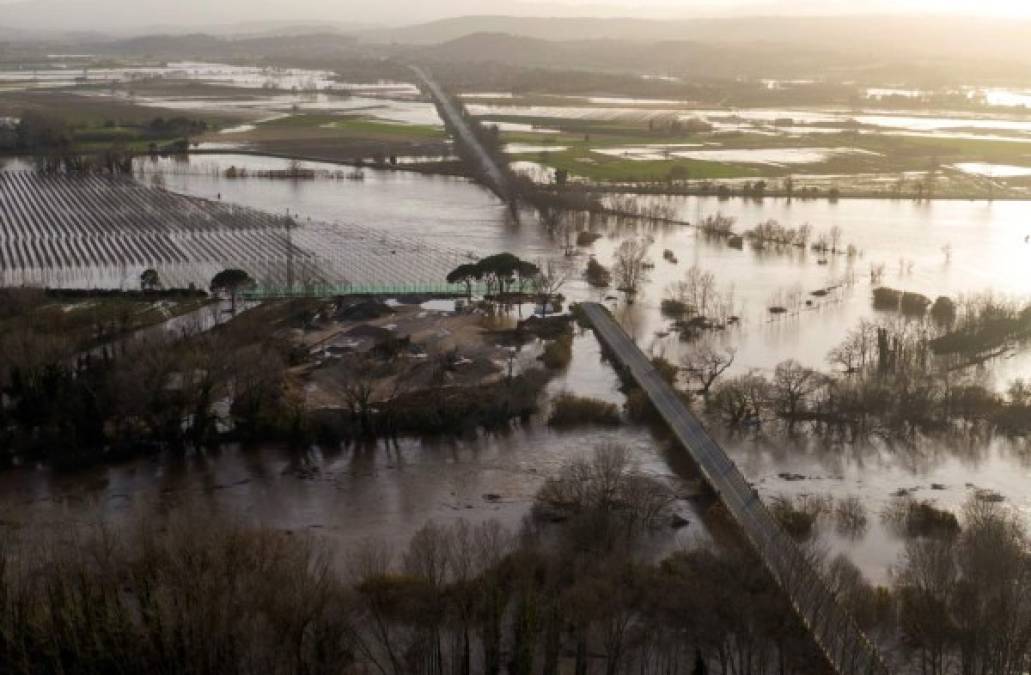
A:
203,113,452,163
0,171,468,290
463,97,1031,197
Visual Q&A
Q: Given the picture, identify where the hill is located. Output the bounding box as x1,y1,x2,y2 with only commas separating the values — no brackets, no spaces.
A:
363,14,1031,67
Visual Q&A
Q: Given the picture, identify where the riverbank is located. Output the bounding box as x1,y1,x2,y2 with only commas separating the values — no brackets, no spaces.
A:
186,148,1028,202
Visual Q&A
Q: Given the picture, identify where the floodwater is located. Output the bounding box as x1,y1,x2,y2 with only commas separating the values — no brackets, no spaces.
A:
593,146,877,165
2,59,441,129
117,91,442,126
0,327,703,561
503,143,570,154
0,61,340,92
953,162,1031,178
5,151,1031,583
468,99,1031,141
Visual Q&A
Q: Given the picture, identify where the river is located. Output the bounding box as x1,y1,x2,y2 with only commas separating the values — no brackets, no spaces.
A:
3,152,1031,584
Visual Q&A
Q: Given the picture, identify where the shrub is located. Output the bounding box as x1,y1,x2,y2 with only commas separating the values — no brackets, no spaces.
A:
548,393,621,428
882,498,960,539
384,369,550,435
585,258,612,287
624,388,656,423
930,296,957,326
540,333,573,369
872,287,931,315
569,302,591,328
661,298,690,318
771,495,831,540
576,231,602,246
835,496,869,538
650,356,679,385
533,444,673,530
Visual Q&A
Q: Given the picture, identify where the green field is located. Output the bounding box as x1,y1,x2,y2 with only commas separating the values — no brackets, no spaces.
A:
488,111,1031,194
255,113,445,142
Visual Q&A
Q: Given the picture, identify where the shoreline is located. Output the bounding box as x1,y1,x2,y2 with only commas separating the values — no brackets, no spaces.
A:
5,147,1031,203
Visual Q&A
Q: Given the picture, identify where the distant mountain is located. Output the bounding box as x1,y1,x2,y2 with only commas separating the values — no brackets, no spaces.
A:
363,14,1031,67
405,32,841,81
357,16,685,44
91,32,362,62
0,0,670,36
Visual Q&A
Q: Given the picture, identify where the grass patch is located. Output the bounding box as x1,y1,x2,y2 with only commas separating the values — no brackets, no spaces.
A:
542,148,761,182
548,393,621,428
0,90,238,129
322,117,445,140
255,114,444,141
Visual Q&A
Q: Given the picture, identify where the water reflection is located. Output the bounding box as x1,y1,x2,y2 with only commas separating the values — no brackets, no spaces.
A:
5,151,1031,582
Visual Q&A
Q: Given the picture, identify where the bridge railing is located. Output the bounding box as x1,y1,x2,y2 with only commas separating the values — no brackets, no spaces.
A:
580,303,891,675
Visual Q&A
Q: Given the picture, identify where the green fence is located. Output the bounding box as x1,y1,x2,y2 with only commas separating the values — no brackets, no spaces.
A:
242,282,487,300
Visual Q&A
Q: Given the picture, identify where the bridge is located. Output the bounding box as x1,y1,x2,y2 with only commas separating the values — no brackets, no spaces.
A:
411,65,516,207
580,302,891,675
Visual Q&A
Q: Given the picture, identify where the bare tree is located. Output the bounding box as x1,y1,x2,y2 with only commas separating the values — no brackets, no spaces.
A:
772,359,823,419
710,372,771,425
828,320,877,374
797,222,813,247
682,345,736,395
531,258,570,314
612,237,653,302
895,537,958,675
829,225,843,253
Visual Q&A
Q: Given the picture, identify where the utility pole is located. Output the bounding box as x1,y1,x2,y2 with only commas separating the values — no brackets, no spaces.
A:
285,213,295,295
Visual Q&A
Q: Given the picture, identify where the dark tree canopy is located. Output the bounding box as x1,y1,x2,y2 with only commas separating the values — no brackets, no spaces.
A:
140,268,161,292
446,263,480,286
211,269,255,294
210,268,256,312
446,253,539,298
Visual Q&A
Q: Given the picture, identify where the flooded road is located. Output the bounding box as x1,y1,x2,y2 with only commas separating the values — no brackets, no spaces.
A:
4,151,1031,583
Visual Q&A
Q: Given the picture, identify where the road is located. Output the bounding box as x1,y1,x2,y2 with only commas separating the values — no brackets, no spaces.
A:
410,65,514,204
581,302,891,675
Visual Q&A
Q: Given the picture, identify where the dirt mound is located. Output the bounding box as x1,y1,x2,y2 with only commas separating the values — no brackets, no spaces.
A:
336,300,394,321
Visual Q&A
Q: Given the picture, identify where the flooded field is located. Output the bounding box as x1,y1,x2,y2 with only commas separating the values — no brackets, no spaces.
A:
469,99,1031,139
4,151,1031,583
114,91,442,126
0,168,468,289
0,60,396,94
953,162,1031,177
594,146,878,165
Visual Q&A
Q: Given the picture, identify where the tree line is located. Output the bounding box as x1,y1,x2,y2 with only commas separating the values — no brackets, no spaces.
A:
0,445,832,675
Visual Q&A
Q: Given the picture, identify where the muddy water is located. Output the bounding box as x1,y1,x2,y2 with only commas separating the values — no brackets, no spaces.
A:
5,152,1031,583
0,329,705,560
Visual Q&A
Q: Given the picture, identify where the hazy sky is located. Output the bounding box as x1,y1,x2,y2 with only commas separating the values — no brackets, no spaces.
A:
2,0,1031,33
537,0,1031,15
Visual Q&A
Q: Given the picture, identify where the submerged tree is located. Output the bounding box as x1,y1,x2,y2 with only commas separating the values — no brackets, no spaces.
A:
612,238,653,303
682,345,736,395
